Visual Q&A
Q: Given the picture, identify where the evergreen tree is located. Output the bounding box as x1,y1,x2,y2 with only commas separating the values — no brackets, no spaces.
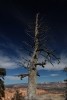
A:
0,68,6,99
63,67,67,100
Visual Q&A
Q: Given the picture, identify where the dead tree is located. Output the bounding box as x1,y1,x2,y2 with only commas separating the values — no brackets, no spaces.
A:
15,13,60,100
27,13,40,100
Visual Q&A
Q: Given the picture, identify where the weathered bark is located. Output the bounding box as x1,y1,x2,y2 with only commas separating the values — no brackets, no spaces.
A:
27,69,36,100
27,13,39,100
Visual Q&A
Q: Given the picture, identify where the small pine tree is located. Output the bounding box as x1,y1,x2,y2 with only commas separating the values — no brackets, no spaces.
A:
63,67,67,100
0,79,5,97
0,68,6,99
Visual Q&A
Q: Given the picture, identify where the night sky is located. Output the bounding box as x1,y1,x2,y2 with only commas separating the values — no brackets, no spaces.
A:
0,0,67,85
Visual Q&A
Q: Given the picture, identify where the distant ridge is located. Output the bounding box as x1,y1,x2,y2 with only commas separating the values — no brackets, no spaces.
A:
5,83,28,88
5,82,66,88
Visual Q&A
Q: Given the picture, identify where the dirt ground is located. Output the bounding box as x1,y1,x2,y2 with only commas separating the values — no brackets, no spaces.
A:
35,94,65,100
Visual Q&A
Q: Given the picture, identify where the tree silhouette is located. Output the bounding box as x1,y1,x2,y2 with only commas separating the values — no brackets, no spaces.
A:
63,67,67,100
0,68,6,99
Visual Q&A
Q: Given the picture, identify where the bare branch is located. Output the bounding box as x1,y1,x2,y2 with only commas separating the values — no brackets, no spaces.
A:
14,73,29,80
23,46,33,53
39,33,47,39
37,48,60,64
37,72,40,77
14,71,40,80
22,41,33,48
21,56,30,62
35,61,46,68
17,61,28,69
39,36,47,42
26,32,34,39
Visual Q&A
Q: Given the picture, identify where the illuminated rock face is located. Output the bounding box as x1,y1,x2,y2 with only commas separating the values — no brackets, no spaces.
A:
4,88,16,100
4,87,65,100
4,88,48,100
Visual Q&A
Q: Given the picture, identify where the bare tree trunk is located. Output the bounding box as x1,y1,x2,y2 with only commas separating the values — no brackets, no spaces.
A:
27,69,36,100
27,13,39,100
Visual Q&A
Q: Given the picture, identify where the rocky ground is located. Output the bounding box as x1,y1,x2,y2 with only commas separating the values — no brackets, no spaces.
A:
35,94,65,100
3,87,66,100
